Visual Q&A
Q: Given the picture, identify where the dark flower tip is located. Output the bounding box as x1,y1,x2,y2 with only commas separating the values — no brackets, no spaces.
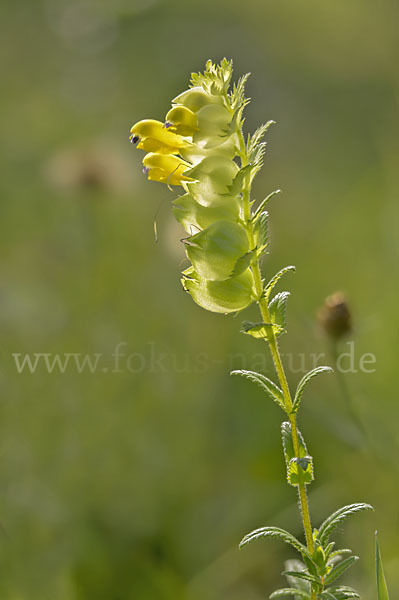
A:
130,135,140,144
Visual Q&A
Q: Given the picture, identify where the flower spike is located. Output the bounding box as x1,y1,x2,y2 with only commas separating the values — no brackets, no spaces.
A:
129,59,272,314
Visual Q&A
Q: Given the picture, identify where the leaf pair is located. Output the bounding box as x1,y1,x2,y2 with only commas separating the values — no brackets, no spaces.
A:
281,422,314,486
231,364,333,417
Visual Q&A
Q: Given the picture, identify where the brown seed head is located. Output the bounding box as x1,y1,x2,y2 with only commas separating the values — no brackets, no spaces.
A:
317,292,352,340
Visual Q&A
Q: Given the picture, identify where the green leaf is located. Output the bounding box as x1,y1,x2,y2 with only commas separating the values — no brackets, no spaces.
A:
284,560,310,593
376,533,390,600
264,266,296,300
239,526,310,561
231,369,285,410
254,189,281,217
282,570,320,585
317,504,373,546
241,321,285,340
241,321,269,339
291,366,334,413
269,291,290,334
254,210,269,254
324,542,335,560
281,422,314,486
270,589,311,599
247,121,275,155
328,549,352,564
324,556,359,586
327,586,360,599
320,592,338,600
228,72,250,111
247,121,275,170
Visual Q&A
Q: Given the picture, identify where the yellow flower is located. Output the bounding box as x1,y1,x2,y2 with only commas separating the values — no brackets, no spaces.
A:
165,106,198,136
130,119,189,154
142,153,193,186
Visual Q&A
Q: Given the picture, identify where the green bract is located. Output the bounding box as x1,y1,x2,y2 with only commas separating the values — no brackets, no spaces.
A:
186,221,250,281
172,86,223,112
181,267,255,314
172,193,241,233
194,104,232,142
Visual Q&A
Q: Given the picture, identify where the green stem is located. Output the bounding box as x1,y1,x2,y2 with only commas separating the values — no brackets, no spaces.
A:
253,261,314,555
237,124,316,597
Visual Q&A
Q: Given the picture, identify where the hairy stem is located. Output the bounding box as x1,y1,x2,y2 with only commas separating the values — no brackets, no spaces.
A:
237,125,315,562
253,261,314,555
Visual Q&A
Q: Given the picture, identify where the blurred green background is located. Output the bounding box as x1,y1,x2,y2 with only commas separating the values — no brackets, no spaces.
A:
0,0,398,598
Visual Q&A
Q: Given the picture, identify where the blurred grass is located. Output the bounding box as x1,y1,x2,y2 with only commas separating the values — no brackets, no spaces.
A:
0,0,398,598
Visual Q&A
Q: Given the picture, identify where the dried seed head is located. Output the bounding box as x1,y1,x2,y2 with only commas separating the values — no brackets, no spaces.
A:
317,292,352,340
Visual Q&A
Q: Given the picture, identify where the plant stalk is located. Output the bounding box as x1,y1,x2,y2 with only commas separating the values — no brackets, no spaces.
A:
238,125,315,597
253,262,314,554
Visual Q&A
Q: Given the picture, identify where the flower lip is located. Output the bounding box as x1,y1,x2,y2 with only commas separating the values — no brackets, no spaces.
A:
129,119,189,154
142,152,193,185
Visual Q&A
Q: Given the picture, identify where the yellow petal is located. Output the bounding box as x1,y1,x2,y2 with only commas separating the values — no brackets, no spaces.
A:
130,119,189,154
165,106,198,136
142,153,193,185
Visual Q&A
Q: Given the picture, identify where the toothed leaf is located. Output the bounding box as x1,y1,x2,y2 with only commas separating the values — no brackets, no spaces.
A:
240,526,311,562
241,321,285,340
281,422,314,486
328,549,352,564
241,321,269,339
231,369,285,410
282,570,320,585
269,291,290,335
327,586,360,599
292,366,334,413
317,504,373,546
254,189,281,216
264,266,296,300
324,556,359,586
284,560,311,593
254,210,269,253
270,589,311,599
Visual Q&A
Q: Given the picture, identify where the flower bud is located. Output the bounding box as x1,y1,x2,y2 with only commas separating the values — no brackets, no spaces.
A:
317,292,352,340
130,119,189,154
181,267,255,314
165,106,198,136
186,221,250,281
142,153,192,185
